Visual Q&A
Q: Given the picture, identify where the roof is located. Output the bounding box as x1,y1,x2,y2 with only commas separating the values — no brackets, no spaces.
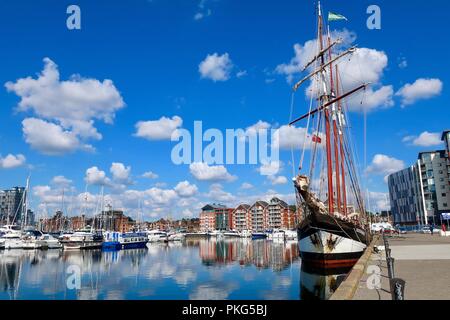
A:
270,197,288,207
250,201,269,208
232,204,250,211
202,203,228,211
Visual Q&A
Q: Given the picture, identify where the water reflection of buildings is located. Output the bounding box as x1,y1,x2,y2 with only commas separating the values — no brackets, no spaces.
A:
0,251,23,299
196,239,299,271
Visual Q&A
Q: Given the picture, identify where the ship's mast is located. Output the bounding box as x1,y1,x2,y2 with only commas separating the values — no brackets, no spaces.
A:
317,2,335,214
291,1,370,222
336,66,348,216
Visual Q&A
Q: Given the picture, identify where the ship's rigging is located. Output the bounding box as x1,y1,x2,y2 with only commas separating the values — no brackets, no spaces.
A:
289,1,369,227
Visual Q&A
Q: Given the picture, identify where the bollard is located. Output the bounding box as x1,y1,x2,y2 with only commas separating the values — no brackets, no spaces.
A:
387,257,393,279
387,257,395,279
390,278,406,300
385,248,391,259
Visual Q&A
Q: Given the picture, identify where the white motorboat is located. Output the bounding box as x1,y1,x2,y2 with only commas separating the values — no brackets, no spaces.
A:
59,231,103,250
41,234,63,249
208,230,224,239
167,232,185,242
223,230,241,238
239,230,252,238
2,232,24,249
146,230,168,243
267,230,285,241
21,230,48,250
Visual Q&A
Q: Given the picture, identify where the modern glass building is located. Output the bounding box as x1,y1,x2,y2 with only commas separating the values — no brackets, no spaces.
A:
0,187,26,225
388,165,424,226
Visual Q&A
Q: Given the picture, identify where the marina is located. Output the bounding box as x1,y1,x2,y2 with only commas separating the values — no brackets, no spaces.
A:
0,238,309,300
0,0,448,305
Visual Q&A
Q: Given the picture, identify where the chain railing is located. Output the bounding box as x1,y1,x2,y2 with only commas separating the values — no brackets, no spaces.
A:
383,233,406,300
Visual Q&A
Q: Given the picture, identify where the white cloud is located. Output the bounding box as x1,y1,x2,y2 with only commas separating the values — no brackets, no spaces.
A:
365,154,405,182
276,29,356,83
258,160,283,176
240,182,254,190
51,175,72,187
174,181,198,197
276,30,394,112
396,78,443,106
268,175,288,185
85,166,111,186
368,191,390,212
199,53,233,82
194,0,211,20
142,171,159,179
398,57,408,69
245,120,271,137
206,183,236,203
346,85,394,112
189,162,236,182
236,70,248,78
0,154,26,169
409,131,442,147
22,118,92,155
145,187,178,206
273,125,321,150
6,58,124,154
135,116,183,141
110,162,132,185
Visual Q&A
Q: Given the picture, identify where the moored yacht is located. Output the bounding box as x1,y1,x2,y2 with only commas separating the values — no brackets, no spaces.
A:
208,230,224,239
266,229,285,241
239,230,252,238
21,229,48,250
103,231,148,250
167,231,185,242
59,230,103,250
251,232,267,240
41,234,63,249
1,226,24,249
223,230,241,238
146,230,168,243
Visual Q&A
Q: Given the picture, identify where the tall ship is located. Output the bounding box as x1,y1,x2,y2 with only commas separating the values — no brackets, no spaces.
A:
290,2,370,269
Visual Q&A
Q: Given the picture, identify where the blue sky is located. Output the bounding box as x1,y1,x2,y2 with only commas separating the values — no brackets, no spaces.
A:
0,0,448,220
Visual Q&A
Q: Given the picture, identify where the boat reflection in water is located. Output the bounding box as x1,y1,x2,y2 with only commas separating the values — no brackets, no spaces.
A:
299,264,352,300
0,239,301,300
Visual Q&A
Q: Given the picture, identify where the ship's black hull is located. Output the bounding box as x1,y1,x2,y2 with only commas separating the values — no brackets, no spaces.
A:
298,213,369,269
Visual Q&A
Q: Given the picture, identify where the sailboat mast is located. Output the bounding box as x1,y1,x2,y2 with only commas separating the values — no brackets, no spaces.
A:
317,3,334,214
326,26,342,215
336,66,348,216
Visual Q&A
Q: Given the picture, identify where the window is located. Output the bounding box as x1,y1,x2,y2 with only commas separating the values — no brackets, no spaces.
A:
442,193,447,197
444,203,448,208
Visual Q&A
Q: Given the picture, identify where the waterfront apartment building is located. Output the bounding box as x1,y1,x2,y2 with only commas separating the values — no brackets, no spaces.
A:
418,150,450,224
0,187,25,225
200,198,298,232
250,201,269,232
200,204,233,232
388,130,450,226
232,204,251,231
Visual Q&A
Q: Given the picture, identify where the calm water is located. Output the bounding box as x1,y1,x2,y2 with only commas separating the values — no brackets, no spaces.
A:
0,239,345,300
